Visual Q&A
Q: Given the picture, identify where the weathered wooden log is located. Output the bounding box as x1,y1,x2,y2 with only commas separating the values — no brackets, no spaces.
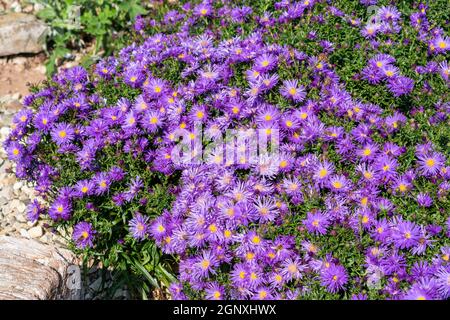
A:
0,236,79,300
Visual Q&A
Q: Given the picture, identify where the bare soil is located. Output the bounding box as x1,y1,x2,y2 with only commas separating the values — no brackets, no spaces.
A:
0,53,47,99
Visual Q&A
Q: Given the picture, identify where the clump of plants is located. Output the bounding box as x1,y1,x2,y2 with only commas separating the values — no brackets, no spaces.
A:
4,0,450,300
30,0,148,75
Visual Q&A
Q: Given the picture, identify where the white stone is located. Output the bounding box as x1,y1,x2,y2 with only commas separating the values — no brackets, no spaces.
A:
17,201,27,214
0,127,11,137
26,220,38,227
15,213,27,223
27,226,43,238
19,228,29,238
13,181,23,191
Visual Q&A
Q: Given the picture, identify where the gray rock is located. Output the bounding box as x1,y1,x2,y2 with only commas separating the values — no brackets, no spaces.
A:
0,13,48,57
0,236,78,299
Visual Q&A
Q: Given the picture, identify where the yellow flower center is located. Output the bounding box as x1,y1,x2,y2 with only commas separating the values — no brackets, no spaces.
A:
332,181,343,189
150,116,158,124
252,236,261,244
200,259,210,269
364,172,373,179
288,264,297,273
12,148,19,156
195,111,204,119
319,168,328,178
426,158,435,167
58,130,67,138
361,197,368,206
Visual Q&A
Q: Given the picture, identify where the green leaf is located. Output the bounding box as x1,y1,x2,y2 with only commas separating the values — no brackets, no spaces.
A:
36,7,57,21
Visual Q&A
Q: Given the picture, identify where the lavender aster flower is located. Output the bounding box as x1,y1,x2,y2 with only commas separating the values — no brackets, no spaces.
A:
72,221,95,248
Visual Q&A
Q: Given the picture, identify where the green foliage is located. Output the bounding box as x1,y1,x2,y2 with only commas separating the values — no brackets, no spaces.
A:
30,0,147,75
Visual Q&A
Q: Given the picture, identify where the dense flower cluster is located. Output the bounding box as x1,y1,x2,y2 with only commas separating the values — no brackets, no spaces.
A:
3,0,450,300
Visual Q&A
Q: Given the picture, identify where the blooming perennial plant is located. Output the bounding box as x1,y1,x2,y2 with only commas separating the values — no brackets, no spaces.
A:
4,0,450,300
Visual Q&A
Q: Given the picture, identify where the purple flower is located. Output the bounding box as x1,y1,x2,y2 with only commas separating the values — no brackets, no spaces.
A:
72,221,95,249
435,267,450,299
387,76,414,96
304,211,330,235
320,264,348,293
51,123,75,146
27,199,43,222
48,198,72,221
417,151,445,177
280,80,306,102
417,193,433,207
128,213,150,240
392,220,421,249
204,282,225,300
6,141,24,160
